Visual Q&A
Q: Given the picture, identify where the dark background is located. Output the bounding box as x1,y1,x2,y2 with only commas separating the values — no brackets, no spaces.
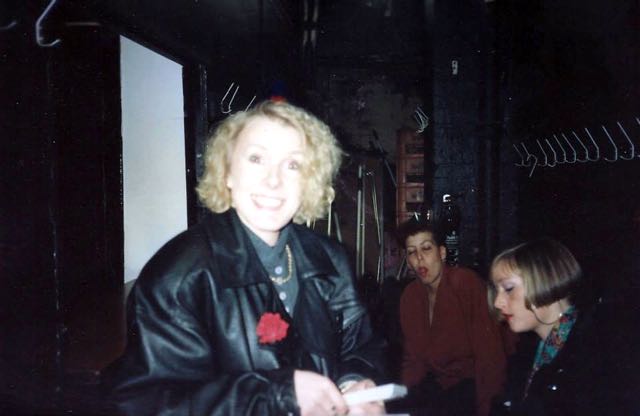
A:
1,0,639,413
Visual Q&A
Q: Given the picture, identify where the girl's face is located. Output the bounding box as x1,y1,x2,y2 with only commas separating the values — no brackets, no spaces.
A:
226,117,305,246
405,231,447,287
491,262,539,334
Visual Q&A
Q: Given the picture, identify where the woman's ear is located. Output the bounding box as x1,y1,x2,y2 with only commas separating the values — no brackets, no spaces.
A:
439,245,447,262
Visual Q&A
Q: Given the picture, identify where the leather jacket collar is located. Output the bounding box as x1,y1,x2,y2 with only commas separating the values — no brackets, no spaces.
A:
202,209,338,288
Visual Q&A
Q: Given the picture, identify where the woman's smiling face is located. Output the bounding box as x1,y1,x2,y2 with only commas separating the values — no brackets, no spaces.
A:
226,116,305,246
405,231,447,287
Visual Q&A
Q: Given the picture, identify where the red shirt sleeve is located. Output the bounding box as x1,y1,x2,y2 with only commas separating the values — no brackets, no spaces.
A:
454,268,507,416
398,280,428,387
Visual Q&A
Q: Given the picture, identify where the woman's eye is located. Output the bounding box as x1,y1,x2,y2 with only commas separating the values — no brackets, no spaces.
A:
504,286,514,293
421,245,432,251
287,160,301,170
407,250,416,256
248,154,262,164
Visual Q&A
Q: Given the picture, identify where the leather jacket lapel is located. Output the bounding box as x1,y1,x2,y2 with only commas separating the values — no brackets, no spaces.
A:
203,210,270,288
288,230,340,366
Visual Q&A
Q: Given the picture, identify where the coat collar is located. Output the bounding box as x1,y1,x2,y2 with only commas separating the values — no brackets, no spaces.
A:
202,209,338,288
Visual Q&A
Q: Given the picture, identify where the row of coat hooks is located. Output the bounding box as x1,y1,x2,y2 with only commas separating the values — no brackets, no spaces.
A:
513,117,640,177
1,0,100,47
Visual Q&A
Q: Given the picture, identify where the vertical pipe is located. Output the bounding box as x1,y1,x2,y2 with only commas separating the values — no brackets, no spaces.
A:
356,164,363,277
422,0,436,211
361,166,367,278
378,162,385,285
45,50,63,406
482,2,501,274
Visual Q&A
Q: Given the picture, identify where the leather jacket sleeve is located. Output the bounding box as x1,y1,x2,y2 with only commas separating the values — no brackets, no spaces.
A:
102,271,299,416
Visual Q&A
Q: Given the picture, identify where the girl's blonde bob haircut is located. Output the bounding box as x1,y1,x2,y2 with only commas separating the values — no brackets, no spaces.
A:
196,100,343,224
489,238,582,311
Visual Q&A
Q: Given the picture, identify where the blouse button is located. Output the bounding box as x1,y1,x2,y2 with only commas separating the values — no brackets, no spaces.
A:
275,266,283,274
279,292,287,300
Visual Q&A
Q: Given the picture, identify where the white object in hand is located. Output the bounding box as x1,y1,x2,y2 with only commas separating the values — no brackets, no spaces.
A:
343,383,408,406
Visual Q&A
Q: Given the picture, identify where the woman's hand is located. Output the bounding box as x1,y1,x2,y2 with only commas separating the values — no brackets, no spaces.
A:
342,379,385,415
294,370,348,416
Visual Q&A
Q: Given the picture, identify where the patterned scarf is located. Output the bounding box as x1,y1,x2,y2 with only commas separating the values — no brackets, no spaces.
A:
523,305,577,399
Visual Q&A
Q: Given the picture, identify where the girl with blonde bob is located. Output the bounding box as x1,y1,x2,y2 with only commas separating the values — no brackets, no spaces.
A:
489,238,638,415
105,100,385,416
489,238,581,321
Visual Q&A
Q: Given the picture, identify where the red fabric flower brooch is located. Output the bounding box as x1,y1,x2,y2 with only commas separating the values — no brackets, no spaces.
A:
256,312,289,344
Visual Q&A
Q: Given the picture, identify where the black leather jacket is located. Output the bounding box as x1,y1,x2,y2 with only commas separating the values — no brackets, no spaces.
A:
102,210,385,415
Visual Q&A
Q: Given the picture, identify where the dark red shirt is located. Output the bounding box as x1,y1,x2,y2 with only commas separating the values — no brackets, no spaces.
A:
399,265,507,416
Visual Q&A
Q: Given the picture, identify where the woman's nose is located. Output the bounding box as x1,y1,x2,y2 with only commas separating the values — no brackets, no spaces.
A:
264,164,281,188
493,291,505,309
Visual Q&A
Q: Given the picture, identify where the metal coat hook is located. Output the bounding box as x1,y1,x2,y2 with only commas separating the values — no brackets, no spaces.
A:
244,95,257,112
547,134,567,165
0,20,17,31
559,133,577,163
521,143,538,177
220,82,239,114
551,135,568,164
601,125,618,162
36,0,61,47
582,128,601,162
513,143,526,167
616,121,635,160
414,106,429,133
528,156,539,178
536,139,549,167
571,131,590,163
544,138,558,167
521,143,537,166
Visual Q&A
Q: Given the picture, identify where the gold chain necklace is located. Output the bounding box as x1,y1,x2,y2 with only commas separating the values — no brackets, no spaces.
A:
269,244,293,285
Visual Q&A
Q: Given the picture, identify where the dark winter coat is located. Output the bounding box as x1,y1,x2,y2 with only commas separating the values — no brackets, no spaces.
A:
491,300,640,416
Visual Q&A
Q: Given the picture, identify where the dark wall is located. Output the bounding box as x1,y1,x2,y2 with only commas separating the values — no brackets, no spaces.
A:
1,7,122,412
430,0,501,272
495,0,640,299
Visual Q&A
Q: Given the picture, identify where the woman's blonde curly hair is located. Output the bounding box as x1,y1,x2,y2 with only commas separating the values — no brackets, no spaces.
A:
196,100,343,224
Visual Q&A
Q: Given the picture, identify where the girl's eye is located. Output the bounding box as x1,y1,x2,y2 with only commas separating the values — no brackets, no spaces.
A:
248,154,262,164
407,250,416,256
504,286,514,293
288,160,301,170
420,245,432,251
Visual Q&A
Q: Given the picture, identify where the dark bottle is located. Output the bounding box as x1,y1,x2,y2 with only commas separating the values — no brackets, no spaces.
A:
442,194,461,266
